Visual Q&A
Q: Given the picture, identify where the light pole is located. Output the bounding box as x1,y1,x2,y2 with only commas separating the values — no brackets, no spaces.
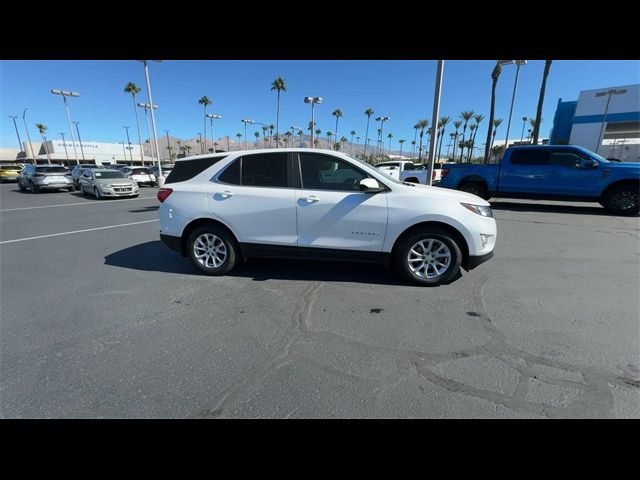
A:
206,114,222,153
72,121,86,163
138,60,163,184
120,141,127,162
520,116,528,143
8,115,23,154
59,133,69,164
304,97,323,148
51,89,80,164
594,88,627,154
499,60,527,150
138,102,158,164
241,119,254,149
22,108,37,164
197,133,203,154
123,126,134,162
427,60,444,186
375,116,389,156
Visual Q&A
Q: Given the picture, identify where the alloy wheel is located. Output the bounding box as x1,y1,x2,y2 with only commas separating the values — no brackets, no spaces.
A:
407,238,451,279
193,233,227,268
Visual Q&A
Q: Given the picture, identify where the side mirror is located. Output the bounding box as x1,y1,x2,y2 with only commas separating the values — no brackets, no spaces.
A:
359,178,384,193
579,159,598,169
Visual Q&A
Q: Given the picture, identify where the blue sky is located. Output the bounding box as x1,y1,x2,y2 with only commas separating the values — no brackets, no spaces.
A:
1,60,639,151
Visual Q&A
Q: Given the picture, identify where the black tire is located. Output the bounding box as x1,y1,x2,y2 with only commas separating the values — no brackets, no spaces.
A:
394,226,462,286
459,181,488,200
601,184,639,216
30,181,39,193
18,181,26,192
94,187,101,200
67,186,74,192
187,224,238,276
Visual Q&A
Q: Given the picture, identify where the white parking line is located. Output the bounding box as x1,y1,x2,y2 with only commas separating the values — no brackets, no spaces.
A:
0,219,159,245
0,196,157,212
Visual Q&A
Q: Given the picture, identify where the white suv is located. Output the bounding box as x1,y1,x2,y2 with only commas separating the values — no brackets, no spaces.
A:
157,149,496,286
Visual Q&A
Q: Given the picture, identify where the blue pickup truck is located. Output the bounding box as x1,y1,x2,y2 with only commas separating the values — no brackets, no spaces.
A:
439,145,640,216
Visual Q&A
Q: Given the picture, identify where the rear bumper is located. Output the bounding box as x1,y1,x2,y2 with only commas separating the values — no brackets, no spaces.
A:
464,251,494,270
160,233,181,253
0,176,19,182
37,183,73,190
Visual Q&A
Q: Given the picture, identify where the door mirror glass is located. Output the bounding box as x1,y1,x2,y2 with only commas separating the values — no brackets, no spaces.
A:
579,158,598,169
359,178,383,193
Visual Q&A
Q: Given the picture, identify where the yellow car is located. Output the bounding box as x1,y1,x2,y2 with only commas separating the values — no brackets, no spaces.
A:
0,164,23,182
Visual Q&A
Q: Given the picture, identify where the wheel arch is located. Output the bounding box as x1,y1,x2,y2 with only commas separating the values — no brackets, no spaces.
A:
600,179,640,201
390,221,471,270
404,176,420,184
457,175,487,189
180,218,240,258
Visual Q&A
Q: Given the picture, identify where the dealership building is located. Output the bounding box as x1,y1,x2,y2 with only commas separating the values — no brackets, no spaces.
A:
0,140,155,165
549,84,640,162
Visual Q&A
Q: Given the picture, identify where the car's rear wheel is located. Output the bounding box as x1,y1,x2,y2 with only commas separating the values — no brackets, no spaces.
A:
601,184,639,216
459,181,488,200
394,227,462,286
187,225,238,276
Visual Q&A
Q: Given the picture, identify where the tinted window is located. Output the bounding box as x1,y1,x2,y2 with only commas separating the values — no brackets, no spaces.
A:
509,149,550,165
241,153,287,187
166,156,228,184
218,159,241,185
550,151,581,168
404,162,415,170
300,153,368,191
35,167,67,173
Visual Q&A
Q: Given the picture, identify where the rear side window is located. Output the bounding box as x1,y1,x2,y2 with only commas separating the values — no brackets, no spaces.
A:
510,149,550,165
165,156,228,183
241,153,287,187
218,159,241,185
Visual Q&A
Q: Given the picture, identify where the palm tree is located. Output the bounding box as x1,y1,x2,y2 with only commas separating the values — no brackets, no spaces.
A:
198,96,212,154
298,129,304,147
484,61,503,163
268,124,275,148
436,116,450,161
349,130,356,154
236,133,243,149
412,123,420,158
273,134,280,148
363,108,374,157
491,144,506,163
532,60,552,145
185,144,192,156
411,140,416,158
489,118,503,159
285,131,292,148
124,82,145,165
458,111,475,162
340,136,347,152
261,126,268,148
254,131,260,147
270,77,287,141
315,129,322,146
469,114,485,162
398,139,406,157
528,118,541,144
466,124,477,162
387,133,393,156
326,131,333,149
416,119,429,161
332,109,343,150
35,123,51,164
451,120,462,160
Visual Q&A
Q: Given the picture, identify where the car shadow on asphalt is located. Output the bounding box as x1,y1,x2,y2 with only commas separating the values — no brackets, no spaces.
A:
490,200,612,216
104,240,452,286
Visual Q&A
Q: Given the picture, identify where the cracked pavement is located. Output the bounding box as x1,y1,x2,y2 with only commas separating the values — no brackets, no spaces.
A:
1,184,639,418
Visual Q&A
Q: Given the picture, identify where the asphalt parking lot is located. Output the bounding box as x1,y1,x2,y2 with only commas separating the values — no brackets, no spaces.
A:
1,182,638,418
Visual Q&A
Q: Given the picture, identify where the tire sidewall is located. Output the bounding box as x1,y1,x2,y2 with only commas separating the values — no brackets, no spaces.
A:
187,225,237,276
603,185,640,216
395,229,462,286
460,182,487,200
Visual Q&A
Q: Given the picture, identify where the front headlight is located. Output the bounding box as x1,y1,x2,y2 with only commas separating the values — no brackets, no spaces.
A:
461,203,493,218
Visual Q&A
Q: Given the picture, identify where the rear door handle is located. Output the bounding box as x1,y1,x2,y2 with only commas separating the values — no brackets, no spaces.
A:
301,195,320,203
216,190,234,198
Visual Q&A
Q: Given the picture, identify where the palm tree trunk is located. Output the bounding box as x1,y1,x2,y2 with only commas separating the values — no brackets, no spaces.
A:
484,80,498,164
334,118,339,151
203,105,207,154
459,126,467,163
437,128,445,161
131,94,144,165
275,91,280,144
532,60,552,145
364,117,371,157
418,132,424,161
41,134,51,163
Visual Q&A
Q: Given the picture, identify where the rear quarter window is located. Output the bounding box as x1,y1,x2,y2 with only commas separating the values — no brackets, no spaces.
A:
166,156,228,183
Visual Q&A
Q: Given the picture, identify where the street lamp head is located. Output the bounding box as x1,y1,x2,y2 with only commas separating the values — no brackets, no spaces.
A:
206,114,222,119
304,97,322,104
241,119,254,124
522,116,528,121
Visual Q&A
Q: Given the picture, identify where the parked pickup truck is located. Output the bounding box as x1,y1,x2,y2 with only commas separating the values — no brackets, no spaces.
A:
439,145,640,216
374,160,440,184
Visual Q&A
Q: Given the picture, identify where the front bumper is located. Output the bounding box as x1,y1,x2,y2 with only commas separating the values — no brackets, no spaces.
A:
464,251,494,270
99,185,139,197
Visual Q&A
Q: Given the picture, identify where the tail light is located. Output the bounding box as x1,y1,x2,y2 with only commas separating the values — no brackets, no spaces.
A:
157,188,173,203
441,169,449,179
432,170,436,180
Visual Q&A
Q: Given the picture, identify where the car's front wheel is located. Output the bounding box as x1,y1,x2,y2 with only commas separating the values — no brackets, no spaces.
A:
94,187,101,200
187,225,238,276
394,227,462,286
601,184,639,216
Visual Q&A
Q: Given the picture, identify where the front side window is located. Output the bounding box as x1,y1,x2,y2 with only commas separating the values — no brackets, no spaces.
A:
550,151,581,168
300,153,368,191
241,153,287,187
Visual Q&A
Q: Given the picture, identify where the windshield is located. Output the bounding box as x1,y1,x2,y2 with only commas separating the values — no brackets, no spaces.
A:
94,171,126,179
581,148,610,163
35,167,67,173
345,154,403,184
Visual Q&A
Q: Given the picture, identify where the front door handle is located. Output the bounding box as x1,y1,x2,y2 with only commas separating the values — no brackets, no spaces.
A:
301,195,320,203
216,190,234,198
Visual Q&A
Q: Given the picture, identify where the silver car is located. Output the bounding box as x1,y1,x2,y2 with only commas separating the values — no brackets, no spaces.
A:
79,169,139,199
18,164,74,193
